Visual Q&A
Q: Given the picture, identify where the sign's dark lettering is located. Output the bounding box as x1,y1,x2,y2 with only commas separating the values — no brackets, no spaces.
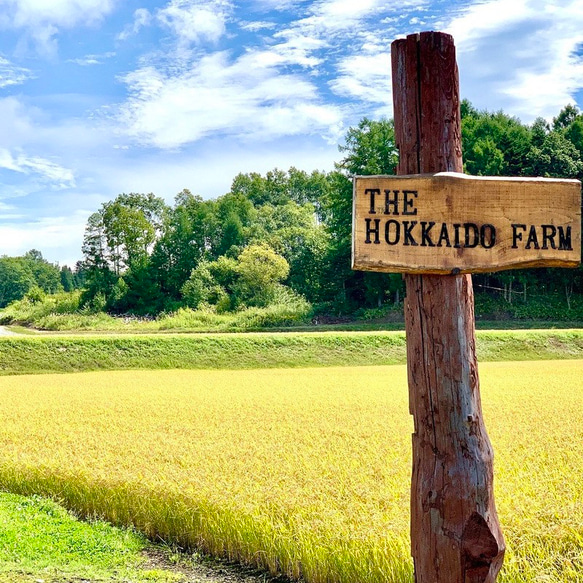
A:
365,218,380,244
384,190,399,215
403,190,418,215
403,221,418,246
525,225,539,250
437,223,451,247
385,219,400,245
366,188,380,214
511,224,526,249
464,223,479,248
558,226,572,251
542,225,557,249
481,224,496,249
510,223,573,251
453,224,462,249
420,221,436,247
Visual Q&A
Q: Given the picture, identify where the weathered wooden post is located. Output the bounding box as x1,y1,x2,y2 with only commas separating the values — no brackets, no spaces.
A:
392,32,504,583
352,31,581,582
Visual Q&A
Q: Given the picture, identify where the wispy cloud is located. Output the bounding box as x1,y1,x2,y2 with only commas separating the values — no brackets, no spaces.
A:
0,148,75,189
117,8,152,41
0,56,32,87
448,0,583,120
0,212,89,265
329,52,391,109
239,20,277,32
69,52,116,66
117,48,344,148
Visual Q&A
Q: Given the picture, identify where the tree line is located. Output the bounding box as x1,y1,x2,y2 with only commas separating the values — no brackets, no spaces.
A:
2,101,582,320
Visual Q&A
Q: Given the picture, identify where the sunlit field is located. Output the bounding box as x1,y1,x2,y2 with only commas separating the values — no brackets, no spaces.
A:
0,362,582,582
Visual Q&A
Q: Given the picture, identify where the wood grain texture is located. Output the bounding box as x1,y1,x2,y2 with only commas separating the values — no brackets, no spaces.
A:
352,172,581,274
391,32,505,582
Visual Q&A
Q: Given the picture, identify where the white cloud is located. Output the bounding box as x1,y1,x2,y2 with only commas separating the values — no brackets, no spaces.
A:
330,52,391,106
117,50,344,148
0,0,117,55
0,97,37,149
0,212,88,266
0,56,32,87
0,148,75,189
239,20,277,32
69,52,116,66
117,8,152,41
156,0,232,46
447,0,583,121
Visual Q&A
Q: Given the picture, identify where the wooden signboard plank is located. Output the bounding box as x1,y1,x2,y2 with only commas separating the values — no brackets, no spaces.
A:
353,172,581,274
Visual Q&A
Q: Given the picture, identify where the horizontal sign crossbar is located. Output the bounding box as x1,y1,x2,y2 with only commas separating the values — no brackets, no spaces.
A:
352,172,581,274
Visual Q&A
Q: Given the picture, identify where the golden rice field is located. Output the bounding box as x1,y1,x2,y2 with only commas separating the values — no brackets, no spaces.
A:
0,361,582,583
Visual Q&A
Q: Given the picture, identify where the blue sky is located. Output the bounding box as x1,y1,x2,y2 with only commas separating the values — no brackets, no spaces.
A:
0,0,582,266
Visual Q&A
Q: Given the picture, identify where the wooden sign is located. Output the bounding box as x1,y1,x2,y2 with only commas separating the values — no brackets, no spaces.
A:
352,172,581,274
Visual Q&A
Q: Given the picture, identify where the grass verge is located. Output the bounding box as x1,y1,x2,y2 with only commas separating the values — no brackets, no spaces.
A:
0,491,183,582
0,329,582,375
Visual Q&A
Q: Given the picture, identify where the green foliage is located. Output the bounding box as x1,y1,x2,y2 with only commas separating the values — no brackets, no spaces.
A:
181,261,229,311
337,117,398,175
0,251,65,308
0,258,35,308
461,102,532,176
526,130,583,178
235,243,290,306
181,244,291,311
0,291,83,325
475,292,583,322
0,492,181,582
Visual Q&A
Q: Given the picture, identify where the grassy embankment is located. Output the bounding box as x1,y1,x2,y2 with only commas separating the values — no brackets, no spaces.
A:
0,362,581,583
0,329,582,375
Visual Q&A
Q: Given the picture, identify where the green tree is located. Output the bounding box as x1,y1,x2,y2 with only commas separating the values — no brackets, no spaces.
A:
553,104,580,130
319,118,402,312
235,244,290,307
0,257,35,308
461,103,532,176
60,266,76,292
525,130,583,178
23,250,62,294
100,193,167,274
80,193,168,313
181,260,230,311
151,190,217,301
211,192,254,257
337,117,399,175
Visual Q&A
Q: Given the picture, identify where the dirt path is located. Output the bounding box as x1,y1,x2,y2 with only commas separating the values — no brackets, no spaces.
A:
0,326,18,336
143,548,290,582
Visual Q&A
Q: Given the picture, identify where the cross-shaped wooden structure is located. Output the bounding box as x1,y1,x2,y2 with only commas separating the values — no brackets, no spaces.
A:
352,31,581,582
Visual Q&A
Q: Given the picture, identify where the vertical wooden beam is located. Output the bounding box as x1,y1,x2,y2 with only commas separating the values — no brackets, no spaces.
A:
391,32,505,583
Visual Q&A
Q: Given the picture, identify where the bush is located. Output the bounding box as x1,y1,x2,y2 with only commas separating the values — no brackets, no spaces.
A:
0,291,82,325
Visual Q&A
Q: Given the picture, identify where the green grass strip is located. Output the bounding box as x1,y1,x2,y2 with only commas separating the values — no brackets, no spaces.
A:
0,330,582,375
0,491,182,582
